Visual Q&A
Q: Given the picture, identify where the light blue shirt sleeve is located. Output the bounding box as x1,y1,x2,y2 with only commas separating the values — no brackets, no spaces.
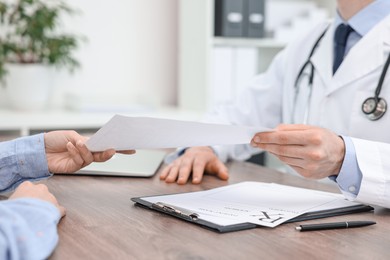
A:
0,134,59,260
0,198,61,260
331,136,363,197
0,133,51,193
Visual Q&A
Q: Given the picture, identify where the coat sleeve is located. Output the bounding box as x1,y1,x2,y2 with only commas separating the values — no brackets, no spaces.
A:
0,198,61,260
352,137,390,208
201,48,288,162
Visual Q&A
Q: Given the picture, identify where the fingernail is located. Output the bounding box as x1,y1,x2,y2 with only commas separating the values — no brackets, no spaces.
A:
254,136,260,143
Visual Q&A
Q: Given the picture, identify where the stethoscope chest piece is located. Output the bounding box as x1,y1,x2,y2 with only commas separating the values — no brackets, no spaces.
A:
293,26,390,123
362,97,387,121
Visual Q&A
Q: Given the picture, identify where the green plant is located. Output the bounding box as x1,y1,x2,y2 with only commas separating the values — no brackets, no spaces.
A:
0,0,81,83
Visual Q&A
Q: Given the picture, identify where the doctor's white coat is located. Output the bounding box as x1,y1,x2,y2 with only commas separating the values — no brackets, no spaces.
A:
204,16,390,208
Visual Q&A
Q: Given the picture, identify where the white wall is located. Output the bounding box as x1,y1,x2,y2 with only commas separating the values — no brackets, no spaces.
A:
51,0,178,109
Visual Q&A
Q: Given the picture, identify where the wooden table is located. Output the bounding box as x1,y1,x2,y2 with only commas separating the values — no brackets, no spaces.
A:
45,161,390,259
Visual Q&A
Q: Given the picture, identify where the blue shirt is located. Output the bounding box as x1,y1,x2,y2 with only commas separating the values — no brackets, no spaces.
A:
334,0,390,59
0,134,60,260
333,0,390,197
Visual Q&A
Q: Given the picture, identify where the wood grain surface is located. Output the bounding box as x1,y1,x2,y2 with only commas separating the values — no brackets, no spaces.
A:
41,161,390,260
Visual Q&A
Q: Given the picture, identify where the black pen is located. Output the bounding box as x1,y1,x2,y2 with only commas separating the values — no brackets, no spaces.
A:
295,221,376,232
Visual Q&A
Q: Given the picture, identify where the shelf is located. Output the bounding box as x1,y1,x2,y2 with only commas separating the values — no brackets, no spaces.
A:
213,37,287,49
178,0,334,112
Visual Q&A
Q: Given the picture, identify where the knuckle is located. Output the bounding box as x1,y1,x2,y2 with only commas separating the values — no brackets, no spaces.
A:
308,133,322,145
69,130,78,136
21,181,32,187
277,134,289,144
37,184,49,191
259,134,270,143
171,158,183,167
274,145,286,156
308,150,324,161
192,159,204,168
179,160,190,169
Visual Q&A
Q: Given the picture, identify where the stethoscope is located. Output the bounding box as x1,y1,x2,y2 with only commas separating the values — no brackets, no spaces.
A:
293,27,389,122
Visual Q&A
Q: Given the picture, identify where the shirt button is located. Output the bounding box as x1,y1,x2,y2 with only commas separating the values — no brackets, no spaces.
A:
349,186,356,192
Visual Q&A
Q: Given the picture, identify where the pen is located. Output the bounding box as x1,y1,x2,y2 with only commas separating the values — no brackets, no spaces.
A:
295,221,376,232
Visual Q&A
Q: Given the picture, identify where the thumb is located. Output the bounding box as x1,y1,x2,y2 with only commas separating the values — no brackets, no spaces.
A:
211,160,229,180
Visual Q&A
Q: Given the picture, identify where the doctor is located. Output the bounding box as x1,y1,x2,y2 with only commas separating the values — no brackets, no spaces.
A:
161,0,390,208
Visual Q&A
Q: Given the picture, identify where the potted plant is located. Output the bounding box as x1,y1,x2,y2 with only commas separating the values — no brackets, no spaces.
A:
0,0,81,110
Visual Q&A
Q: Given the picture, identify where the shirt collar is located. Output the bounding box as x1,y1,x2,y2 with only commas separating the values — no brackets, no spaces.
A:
334,0,390,37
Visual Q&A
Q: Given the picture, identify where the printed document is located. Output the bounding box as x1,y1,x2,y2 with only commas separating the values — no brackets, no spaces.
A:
86,115,271,151
141,182,362,228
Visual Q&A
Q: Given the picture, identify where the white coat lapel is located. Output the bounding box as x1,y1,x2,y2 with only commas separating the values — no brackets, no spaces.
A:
310,24,333,91
328,15,390,95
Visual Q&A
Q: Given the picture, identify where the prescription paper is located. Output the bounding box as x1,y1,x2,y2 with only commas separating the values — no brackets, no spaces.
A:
142,182,358,228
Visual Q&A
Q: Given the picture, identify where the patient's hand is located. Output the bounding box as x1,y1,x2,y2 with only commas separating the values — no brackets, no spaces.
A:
44,130,135,174
10,181,66,217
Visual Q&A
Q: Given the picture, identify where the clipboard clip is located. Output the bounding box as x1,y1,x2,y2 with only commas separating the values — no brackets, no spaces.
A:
152,202,199,221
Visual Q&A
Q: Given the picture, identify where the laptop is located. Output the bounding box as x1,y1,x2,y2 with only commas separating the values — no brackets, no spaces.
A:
75,149,166,177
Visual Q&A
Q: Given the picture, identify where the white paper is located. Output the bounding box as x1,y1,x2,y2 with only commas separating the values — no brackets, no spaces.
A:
86,115,271,151
142,182,363,228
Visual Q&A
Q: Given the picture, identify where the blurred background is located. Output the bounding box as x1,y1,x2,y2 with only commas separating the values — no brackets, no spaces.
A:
0,0,335,112
0,0,335,146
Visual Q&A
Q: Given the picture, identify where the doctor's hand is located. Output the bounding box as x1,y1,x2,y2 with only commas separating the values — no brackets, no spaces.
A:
250,124,345,179
160,146,229,184
44,130,135,174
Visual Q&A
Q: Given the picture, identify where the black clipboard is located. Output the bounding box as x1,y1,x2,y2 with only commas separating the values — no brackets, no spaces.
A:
131,197,374,233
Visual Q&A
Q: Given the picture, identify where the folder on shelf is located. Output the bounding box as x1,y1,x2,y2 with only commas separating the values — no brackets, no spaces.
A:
132,182,374,233
214,0,245,37
214,0,266,38
246,0,265,38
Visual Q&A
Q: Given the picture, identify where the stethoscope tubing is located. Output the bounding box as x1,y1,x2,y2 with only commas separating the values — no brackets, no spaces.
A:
376,51,390,99
293,25,388,122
